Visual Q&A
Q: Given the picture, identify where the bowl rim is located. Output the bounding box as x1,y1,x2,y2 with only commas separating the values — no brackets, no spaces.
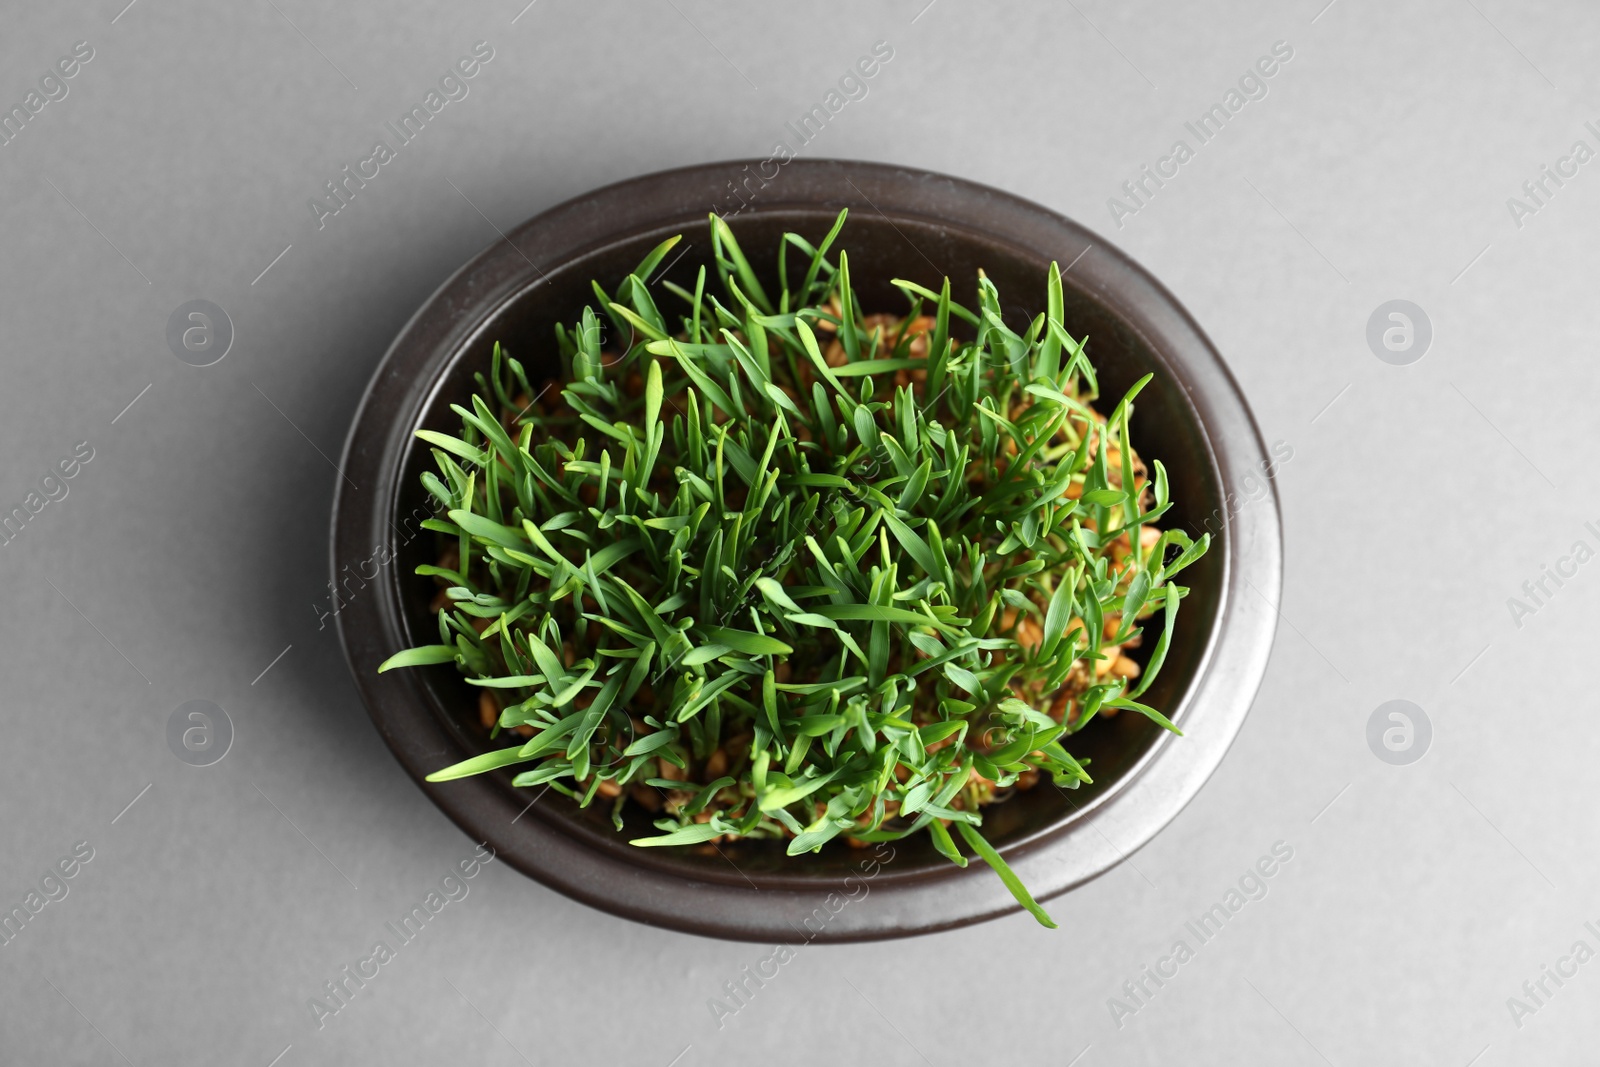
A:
332,158,1282,942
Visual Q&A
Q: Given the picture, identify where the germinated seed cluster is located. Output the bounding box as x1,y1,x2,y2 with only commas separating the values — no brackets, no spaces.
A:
382,210,1208,926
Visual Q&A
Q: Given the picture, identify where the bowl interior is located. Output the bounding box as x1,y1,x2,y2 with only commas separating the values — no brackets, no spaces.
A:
390,207,1224,887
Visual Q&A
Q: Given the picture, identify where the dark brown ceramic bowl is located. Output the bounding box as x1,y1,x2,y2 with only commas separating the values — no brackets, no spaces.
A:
332,159,1281,942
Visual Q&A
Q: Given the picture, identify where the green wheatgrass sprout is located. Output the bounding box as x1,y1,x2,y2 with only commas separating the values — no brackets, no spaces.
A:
379,210,1209,927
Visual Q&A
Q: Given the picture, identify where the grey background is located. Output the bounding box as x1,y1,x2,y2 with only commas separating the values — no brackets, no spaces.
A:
0,0,1592,1063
